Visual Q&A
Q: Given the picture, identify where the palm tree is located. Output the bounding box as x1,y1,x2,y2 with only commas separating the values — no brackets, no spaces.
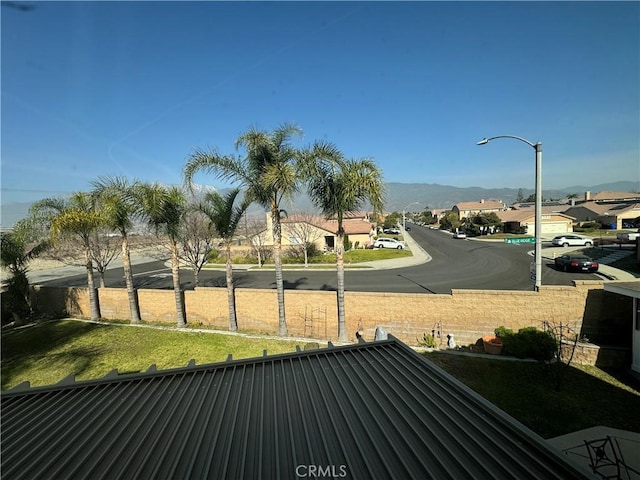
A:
134,183,187,327
92,176,141,324
31,192,104,321
198,188,250,331
0,219,50,322
184,123,340,336
307,157,385,342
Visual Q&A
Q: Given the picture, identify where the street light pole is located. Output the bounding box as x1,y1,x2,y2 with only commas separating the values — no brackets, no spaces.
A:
477,136,543,291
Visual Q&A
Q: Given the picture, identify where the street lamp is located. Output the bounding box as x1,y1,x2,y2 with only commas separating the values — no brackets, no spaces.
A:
477,135,542,291
402,201,422,230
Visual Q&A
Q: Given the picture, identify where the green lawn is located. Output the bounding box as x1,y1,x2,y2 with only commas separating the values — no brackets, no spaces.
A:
423,351,640,438
205,246,412,267
1,320,316,390
3,320,638,440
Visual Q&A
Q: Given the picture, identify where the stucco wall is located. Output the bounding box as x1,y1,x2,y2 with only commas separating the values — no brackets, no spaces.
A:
31,280,633,347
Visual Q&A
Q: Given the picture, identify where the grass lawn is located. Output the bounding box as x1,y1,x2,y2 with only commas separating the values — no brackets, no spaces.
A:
204,247,412,267
423,351,640,438
1,320,315,390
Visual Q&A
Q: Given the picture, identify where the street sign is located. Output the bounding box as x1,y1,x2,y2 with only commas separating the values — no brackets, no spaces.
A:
505,237,535,244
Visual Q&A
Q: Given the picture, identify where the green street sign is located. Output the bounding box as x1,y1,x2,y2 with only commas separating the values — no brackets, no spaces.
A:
504,237,535,244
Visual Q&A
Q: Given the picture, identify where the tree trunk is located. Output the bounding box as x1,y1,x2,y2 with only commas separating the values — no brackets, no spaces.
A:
171,242,186,327
85,247,101,321
98,271,106,288
272,207,287,336
335,229,347,342
225,244,237,332
122,233,141,324
193,269,200,288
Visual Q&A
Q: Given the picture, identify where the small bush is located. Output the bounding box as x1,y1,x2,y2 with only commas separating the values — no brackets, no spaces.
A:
495,326,555,361
417,333,438,348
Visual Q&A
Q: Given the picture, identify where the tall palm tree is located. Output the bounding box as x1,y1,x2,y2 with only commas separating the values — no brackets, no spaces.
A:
92,176,141,324
31,192,104,321
134,183,187,327
307,158,384,342
184,123,340,336
198,188,250,331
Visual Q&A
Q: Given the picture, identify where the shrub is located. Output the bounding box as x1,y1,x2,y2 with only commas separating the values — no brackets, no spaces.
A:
417,333,438,348
343,235,352,251
495,326,556,361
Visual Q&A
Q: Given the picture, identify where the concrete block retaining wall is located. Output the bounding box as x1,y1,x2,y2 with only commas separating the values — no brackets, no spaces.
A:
28,280,633,349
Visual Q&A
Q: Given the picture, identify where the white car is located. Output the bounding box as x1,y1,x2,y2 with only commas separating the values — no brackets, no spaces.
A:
453,232,466,239
373,238,405,249
551,235,593,247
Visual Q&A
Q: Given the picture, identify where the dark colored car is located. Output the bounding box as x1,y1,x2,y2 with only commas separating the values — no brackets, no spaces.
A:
554,254,599,273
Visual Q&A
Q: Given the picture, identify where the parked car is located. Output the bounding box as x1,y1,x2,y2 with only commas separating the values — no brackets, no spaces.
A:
554,254,599,273
383,228,400,235
453,232,466,239
551,235,593,247
616,229,640,242
373,237,405,249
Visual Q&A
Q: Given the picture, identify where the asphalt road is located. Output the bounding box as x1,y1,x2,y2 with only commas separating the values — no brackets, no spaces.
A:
33,226,602,294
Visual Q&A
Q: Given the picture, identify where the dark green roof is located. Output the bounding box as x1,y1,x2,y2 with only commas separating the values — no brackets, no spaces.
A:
1,337,591,479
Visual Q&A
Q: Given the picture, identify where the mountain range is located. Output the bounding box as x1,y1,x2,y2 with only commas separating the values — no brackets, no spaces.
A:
2,180,638,228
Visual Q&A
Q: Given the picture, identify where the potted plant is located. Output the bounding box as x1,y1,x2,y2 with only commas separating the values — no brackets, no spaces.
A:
482,335,503,355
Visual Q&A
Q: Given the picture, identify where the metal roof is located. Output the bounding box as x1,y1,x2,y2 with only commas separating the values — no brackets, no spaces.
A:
1,337,592,479
604,281,640,299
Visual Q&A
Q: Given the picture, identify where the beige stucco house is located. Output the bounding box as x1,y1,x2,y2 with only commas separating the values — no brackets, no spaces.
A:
496,210,575,236
562,201,640,229
260,213,377,251
452,199,506,220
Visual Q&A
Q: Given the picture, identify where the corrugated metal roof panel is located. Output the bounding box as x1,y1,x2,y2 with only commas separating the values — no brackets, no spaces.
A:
1,338,592,479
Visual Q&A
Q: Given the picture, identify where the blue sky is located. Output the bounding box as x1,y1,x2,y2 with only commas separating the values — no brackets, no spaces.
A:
2,1,639,205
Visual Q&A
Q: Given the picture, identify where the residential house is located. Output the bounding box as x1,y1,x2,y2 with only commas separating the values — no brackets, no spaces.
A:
496,210,575,236
452,199,506,220
262,213,377,251
562,202,640,229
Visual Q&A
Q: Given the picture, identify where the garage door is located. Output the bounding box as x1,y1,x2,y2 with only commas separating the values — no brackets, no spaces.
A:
541,222,570,234
524,222,571,235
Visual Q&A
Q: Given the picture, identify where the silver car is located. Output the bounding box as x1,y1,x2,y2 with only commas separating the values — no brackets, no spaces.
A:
551,235,593,247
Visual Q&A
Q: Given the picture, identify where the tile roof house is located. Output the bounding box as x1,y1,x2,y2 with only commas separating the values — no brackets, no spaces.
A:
561,202,640,229
496,210,575,236
0,337,593,479
452,200,506,220
262,213,377,250
582,191,640,203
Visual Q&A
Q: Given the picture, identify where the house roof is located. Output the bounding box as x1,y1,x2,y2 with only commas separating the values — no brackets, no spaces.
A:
562,201,640,218
453,200,505,212
588,191,640,202
1,337,591,479
283,215,375,235
604,281,640,299
497,210,575,223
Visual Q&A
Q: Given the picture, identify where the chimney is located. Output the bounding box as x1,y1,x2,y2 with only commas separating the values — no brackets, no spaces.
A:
570,199,575,206
480,199,485,204
585,191,591,201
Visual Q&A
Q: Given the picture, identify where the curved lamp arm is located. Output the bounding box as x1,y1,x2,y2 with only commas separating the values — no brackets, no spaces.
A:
477,135,537,149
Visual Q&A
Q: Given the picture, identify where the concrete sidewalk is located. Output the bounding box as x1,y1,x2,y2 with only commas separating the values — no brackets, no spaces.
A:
548,426,640,479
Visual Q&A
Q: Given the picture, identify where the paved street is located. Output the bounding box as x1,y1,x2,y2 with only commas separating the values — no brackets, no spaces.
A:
29,226,635,294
